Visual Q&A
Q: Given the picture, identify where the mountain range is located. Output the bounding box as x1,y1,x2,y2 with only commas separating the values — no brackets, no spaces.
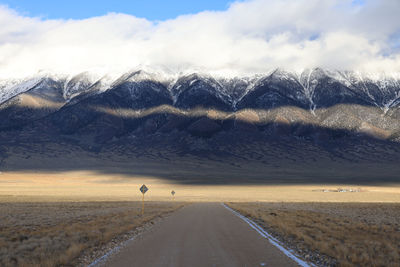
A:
1,68,400,184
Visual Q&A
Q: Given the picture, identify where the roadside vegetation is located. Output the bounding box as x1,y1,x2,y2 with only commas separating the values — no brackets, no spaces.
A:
0,201,184,266
228,202,400,267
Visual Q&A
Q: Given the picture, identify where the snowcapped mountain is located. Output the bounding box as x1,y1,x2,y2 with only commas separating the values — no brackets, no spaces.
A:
2,69,400,185
2,69,399,111
0,68,400,144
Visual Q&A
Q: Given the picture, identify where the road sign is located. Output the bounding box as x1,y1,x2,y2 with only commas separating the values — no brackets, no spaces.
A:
140,184,148,215
140,184,148,194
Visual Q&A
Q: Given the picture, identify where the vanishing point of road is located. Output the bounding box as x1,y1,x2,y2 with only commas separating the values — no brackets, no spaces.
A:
102,203,300,267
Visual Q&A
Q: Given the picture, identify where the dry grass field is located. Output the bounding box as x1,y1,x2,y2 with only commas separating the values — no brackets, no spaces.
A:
228,202,400,267
0,201,184,267
1,171,400,266
1,171,400,203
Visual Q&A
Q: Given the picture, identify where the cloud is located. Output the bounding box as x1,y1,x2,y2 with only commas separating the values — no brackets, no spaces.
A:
0,0,399,78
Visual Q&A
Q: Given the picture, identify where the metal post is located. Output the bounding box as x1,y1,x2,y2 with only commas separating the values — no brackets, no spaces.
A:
142,192,144,215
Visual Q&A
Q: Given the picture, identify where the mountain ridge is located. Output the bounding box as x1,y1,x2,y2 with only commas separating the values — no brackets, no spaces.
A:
0,68,400,145
2,68,400,109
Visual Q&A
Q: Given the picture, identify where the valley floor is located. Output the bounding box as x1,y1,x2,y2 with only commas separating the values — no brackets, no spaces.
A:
1,171,400,266
1,171,400,203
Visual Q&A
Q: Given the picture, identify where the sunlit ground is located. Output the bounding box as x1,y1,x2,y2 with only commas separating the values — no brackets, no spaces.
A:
1,171,399,203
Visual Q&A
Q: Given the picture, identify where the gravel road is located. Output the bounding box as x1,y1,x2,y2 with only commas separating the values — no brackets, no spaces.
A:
103,203,299,267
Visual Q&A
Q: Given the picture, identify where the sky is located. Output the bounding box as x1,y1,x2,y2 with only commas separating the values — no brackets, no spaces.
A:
0,0,399,78
0,0,232,20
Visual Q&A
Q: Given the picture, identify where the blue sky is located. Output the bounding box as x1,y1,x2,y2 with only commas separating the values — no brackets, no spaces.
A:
0,0,233,20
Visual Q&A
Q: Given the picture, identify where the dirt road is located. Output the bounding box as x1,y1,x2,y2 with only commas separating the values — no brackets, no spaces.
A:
102,203,300,267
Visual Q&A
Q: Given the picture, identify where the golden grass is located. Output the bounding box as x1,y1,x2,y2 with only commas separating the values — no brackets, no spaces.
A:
228,202,400,267
1,171,400,203
0,201,184,266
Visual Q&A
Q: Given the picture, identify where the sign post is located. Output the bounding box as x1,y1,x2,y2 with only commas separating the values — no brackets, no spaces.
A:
140,184,148,215
171,190,175,200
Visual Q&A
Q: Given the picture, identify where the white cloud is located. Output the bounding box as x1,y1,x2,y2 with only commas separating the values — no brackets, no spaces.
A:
0,0,399,78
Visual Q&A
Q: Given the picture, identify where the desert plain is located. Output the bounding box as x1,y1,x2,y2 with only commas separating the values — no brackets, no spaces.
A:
1,170,400,266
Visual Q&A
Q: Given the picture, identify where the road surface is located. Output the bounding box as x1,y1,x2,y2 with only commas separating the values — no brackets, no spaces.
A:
103,203,299,267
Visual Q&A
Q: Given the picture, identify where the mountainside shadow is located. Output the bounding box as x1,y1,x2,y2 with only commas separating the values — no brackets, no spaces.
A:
1,105,400,185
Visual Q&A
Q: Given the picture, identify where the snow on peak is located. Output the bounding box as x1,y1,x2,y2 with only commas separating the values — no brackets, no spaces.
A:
1,68,400,111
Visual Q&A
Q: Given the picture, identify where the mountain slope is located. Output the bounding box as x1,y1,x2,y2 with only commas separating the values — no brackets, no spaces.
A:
0,68,399,144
